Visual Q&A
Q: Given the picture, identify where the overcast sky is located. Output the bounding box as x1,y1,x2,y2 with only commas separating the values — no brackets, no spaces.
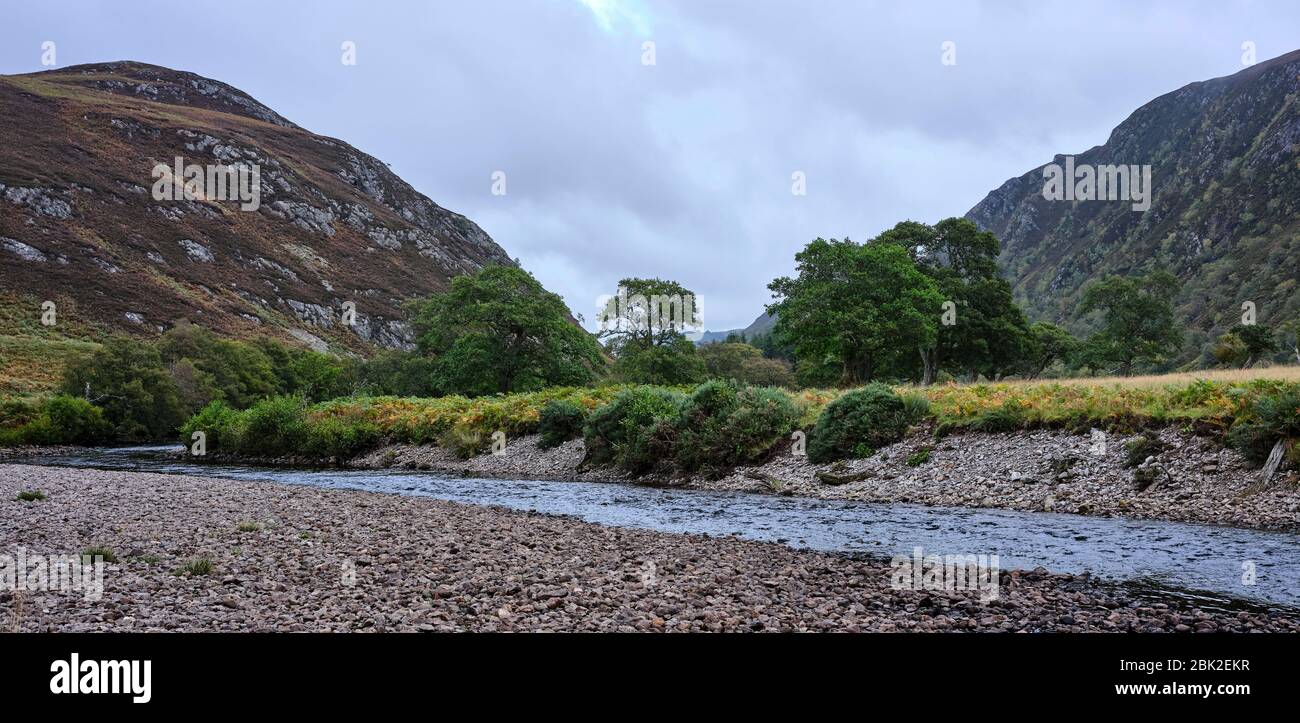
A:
3,1,1299,331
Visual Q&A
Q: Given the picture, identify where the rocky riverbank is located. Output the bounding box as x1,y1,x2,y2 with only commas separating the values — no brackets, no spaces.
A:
0,444,78,462
350,427,1300,532
3,464,1296,632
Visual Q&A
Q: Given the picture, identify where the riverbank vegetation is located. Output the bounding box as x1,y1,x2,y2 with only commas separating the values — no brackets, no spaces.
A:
151,375,1300,475
2,233,1297,475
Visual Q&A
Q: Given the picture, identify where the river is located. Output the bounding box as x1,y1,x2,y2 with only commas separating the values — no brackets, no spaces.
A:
11,445,1299,609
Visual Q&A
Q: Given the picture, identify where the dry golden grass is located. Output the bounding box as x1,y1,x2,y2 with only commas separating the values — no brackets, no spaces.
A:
0,335,99,395
934,365,1300,390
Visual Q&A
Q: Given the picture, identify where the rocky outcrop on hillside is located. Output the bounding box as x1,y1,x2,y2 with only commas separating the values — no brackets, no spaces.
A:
0,61,516,351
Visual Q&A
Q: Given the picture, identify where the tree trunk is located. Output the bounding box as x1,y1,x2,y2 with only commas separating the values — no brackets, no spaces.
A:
919,347,935,386
1243,439,1290,496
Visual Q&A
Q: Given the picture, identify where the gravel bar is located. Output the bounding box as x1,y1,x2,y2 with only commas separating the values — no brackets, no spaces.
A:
2,464,1296,632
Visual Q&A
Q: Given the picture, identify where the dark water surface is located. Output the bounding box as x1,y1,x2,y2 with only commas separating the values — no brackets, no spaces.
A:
14,445,1299,609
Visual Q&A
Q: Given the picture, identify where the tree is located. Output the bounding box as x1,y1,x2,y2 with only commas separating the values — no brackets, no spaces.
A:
768,238,942,385
356,350,439,397
1078,271,1182,376
411,265,604,395
1213,323,1278,368
596,276,710,385
749,331,794,362
611,335,707,385
697,342,796,387
1023,322,1080,378
596,277,701,349
61,337,186,440
1281,319,1300,364
251,337,356,402
875,218,1030,383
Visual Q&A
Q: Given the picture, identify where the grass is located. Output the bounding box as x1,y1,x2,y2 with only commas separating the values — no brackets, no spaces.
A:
16,490,45,502
905,447,932,466
177,558,214,576
0,291,106,395
82,546,117,563
0,335,99,395
236,521,262,533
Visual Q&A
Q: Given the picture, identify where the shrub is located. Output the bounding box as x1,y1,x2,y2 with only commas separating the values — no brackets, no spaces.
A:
537,400,586,449
38,395,112,444
899,392,931,423
16,490,45,502
60,336,186,441
936,400,1027,438
439,424,487,459
674,381,799,477
236,522,262,533
1228,387,1300,467
179,400,242,453
237,396,308,457
905,447,931,466
582,386,685,472
0,395,111,446
969,401,1027,433
1123,432,1165,468
808,383,909,463
303,416,381,460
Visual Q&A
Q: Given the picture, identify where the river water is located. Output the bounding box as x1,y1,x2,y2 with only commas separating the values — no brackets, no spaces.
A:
14,445,1300,609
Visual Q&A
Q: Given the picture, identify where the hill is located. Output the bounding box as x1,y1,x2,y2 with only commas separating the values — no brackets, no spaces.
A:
965,49,1300,362
0,61,516,356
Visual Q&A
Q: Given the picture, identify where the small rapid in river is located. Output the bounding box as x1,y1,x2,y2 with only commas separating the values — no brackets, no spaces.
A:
12,445,1299,609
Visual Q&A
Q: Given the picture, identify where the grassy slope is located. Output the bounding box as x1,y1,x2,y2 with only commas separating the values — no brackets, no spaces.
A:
0,292,106,396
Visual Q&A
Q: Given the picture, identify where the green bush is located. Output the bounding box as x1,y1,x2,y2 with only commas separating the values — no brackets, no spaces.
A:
674,381,799,477
808,383,909,463
0,395,111,446
1228,388,1300,467
969,402,1027,433
439,424,487,459
41,395,113,444
82,546,117,563
935,400,1027,438
179,400,242,453
582,386,685,472
899,392,931,422
1123,432,1165,468
178,558,214,576
537,400,586,450
303,416,382,460
237,396,308,457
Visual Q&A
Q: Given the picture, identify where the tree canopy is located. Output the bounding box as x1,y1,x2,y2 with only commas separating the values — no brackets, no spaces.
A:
1078,271,1182,375
768,237,943,385
411,265,604,395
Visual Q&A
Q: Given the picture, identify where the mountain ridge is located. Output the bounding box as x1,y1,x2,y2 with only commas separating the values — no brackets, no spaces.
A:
965,49,1300,362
